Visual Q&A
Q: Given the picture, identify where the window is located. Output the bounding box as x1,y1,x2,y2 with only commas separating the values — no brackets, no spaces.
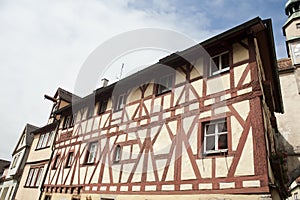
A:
66,152,74,168
203,119,228,154
113,145,122,163
52,155,60,169
294,192,298,200
297,23,300,29
36,131,55,149
86,142,98,164
25,166,44,187
44,195,51,200
156,74,174,95
209,52,230,76
87,106,94,119
115,93,126,111
63,115,74,129
98,99,108,114
11,154,20,169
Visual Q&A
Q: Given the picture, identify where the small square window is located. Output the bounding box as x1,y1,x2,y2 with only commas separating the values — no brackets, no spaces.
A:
156,74,174,95
203,119,228,154
296,23,300,29
209,52,230,76
86,142,98,164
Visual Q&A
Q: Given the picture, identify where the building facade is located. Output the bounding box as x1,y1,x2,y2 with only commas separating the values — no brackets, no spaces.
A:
40,17,287,200
276,1,300,190
0,124,38,200
15,88,77,200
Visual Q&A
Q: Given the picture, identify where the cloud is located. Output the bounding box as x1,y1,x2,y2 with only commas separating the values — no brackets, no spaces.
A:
0,0,288,160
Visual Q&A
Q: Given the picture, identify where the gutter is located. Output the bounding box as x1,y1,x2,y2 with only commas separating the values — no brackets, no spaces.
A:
38,119,61,200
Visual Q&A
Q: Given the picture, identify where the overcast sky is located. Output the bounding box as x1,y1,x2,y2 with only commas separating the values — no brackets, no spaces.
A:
0,0,287,160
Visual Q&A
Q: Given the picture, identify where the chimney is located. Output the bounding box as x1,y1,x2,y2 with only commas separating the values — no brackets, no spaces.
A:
101,78,109,87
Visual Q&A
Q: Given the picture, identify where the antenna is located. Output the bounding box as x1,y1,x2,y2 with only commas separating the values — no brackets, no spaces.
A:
119,63,124,79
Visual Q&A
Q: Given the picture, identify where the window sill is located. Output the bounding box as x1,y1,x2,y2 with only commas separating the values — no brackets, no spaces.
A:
155,89,171,97
208,68,230,78
35,146,50,151
203,149,228,156
24,186,39,188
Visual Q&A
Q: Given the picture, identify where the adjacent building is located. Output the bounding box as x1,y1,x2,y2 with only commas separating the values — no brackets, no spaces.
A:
40,17,287,200
15,88,78,200
0,124,38,200
276,0,300,193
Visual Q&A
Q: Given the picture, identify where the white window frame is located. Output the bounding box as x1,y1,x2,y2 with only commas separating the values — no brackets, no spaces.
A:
114,145,122,163
25,167,44,187
157,74,174,95
209,51,230,76
203,119,228,154
115,93,126,111
86,142,98,164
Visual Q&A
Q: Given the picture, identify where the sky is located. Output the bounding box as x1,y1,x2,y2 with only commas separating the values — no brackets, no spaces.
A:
0,0,288,160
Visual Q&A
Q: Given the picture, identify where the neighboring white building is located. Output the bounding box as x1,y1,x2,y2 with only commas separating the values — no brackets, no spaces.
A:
0,124,38,200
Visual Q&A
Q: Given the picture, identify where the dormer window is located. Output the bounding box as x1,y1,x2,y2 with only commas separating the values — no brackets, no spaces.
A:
63,115,74,129
98,99,108,115
87,105,94,119
115,93,126,111
156,74,174,95
209,52,230,76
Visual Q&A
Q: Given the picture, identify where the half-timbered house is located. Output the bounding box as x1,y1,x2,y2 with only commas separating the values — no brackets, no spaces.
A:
42,17,287,200
15,88,78,200
0,124,38,200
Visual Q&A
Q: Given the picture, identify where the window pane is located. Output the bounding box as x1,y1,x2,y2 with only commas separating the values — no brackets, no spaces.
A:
37,134,45,149
36,167,44,186
221,53,229,69
205,124,215,135
218,134,228,150
30,168,39,187
205,136,215,151
47,131,54,147
115,145,121,162
87,143,97,163
212,57,219,73
42,132,49,147
217,122,227,132
25,169,34,186
67,152,74,167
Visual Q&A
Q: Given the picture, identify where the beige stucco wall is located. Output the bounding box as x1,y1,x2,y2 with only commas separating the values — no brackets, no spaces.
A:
27,134,52,162
285,19,300,41
15,164,47,200
276,71,300,177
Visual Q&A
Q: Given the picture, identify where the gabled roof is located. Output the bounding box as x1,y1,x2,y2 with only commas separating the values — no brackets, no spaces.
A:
12,123,39,155
54,87,81,103
54,17,283,114
0,159,10,176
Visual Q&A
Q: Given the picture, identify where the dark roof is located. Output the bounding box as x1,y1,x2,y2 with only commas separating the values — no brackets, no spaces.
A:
12,123,39,155
277,58,295,73
32,122,58,135
54,87,81,103
55,17,283,114
0,159,10,175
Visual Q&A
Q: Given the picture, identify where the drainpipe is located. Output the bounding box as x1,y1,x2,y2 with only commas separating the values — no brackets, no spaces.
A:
38,118,60,200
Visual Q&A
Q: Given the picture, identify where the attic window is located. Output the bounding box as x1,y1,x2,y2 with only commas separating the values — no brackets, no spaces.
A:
156,74,174,95
209,52,230,76
297,23,300,29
